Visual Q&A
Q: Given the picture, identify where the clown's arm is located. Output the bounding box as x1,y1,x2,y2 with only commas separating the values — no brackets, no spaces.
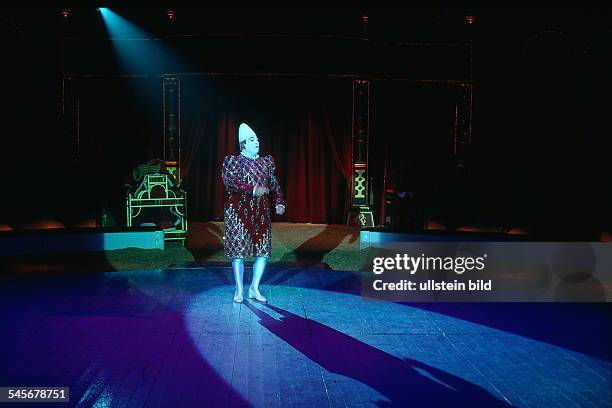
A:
266,156,285,214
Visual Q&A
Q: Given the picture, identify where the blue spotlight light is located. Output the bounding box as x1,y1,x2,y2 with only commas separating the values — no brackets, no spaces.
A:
98,7,148,39
96,7,188,75
97,7,160,75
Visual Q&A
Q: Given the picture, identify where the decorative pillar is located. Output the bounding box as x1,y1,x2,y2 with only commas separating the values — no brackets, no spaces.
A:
162,75,181,184
346,79,375,228
61,76,79,163
453,83,472,169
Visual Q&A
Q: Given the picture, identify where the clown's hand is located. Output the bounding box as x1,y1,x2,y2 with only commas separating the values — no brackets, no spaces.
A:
254,185,269,197
275,204,285,215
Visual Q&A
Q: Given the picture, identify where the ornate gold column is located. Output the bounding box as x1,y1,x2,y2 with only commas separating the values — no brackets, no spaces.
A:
346,79,374,228
453,83,473,169
162,75,181,183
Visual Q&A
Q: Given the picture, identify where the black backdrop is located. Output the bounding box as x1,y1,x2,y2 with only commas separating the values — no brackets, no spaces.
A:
1,8,610,238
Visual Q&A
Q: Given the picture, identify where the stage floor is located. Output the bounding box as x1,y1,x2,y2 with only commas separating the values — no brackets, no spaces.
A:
1,265,610,407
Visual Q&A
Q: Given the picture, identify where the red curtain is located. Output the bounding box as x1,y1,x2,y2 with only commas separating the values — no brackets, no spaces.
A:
180,77,352,224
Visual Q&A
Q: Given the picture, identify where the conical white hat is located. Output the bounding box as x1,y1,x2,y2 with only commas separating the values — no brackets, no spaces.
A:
238,123,256,143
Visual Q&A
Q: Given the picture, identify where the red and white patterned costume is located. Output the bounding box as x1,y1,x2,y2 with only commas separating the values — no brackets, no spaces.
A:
221,154,284,259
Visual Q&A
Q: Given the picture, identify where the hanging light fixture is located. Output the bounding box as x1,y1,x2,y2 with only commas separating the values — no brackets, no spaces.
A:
60,8,71,20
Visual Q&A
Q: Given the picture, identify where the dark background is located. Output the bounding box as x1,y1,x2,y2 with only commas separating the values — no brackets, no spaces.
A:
1,7,610,239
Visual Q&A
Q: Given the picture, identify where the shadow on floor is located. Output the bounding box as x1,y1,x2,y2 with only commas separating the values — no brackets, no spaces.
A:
245,302,510,407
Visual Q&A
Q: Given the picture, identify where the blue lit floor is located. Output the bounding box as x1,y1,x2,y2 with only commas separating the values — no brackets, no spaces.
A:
0,266,609,407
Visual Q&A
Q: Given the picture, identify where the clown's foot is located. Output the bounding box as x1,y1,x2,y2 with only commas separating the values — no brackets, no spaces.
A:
248,286,267,303
233,289,244,303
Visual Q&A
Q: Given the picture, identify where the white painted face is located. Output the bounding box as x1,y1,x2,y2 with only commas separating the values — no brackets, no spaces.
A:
243,134,259,157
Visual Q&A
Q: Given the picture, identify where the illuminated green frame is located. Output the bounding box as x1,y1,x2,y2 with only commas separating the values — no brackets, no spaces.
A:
126,174,187,244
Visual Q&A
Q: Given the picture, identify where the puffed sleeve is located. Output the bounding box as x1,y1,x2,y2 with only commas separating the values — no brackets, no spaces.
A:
222,156,256,195
265,155,285,207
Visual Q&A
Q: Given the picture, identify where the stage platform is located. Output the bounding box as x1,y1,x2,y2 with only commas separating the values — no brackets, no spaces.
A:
0,227,164,257
1,264,609,407
360,227,528,249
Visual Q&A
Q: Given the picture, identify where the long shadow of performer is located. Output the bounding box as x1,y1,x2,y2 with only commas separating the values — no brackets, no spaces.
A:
245,302,510,407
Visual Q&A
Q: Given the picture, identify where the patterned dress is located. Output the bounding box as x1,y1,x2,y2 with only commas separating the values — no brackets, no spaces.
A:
221,154,285,259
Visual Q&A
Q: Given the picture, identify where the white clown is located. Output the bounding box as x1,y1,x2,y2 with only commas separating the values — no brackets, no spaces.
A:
221,123,285,303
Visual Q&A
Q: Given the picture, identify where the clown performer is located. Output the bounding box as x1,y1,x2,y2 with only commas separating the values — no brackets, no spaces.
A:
221,123,285,303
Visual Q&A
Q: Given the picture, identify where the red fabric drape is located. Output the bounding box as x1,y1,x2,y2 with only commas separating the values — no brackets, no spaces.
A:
180,77,352,223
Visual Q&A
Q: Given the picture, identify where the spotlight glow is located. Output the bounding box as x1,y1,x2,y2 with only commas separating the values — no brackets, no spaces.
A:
97,7,159,74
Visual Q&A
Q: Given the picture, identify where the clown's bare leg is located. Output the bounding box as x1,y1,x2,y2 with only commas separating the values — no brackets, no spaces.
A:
232,258,244,303
249,256,268,302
